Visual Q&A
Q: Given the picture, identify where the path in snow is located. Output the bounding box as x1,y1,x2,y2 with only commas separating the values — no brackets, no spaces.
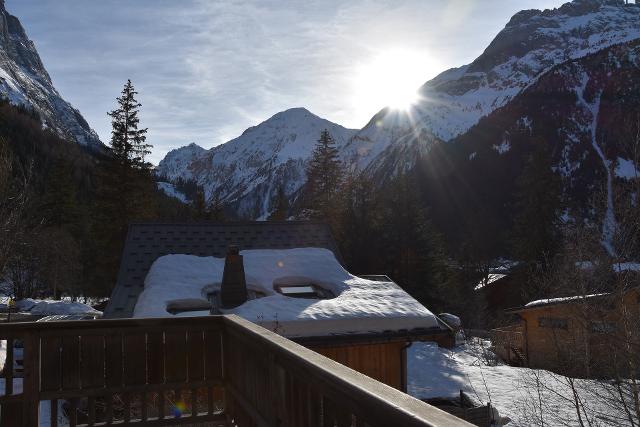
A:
575,76,616,256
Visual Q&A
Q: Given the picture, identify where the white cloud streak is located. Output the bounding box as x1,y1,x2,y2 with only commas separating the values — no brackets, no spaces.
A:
7,0,566,163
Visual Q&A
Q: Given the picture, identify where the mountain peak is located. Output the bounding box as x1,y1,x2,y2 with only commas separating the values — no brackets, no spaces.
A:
0,3,102,147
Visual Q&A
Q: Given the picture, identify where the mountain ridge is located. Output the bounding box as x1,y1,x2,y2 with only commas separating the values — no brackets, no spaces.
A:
0,1,102,148
159,0,640,221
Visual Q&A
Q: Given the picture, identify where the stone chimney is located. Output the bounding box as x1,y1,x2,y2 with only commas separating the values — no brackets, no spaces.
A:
220,245,248,309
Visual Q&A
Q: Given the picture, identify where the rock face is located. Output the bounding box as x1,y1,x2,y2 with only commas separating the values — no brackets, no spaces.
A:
159,0,640,221
0,2,102,147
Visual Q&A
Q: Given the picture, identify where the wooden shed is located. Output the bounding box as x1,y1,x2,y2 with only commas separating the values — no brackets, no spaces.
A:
494,288,640,377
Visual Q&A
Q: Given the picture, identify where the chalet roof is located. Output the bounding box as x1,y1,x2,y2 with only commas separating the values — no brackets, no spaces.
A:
104,221,341,319
133,248,441,337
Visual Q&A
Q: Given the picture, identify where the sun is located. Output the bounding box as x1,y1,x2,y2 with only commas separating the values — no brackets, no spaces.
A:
352,48,438,117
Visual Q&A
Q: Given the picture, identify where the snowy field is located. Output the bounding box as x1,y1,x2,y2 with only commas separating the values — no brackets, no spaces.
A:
408,339,634,426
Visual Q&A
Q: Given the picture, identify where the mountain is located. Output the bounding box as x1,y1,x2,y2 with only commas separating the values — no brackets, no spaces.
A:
347,0,640,175
159,0,640,222
157,108,357,219
416,38,640,255
0,0,101,147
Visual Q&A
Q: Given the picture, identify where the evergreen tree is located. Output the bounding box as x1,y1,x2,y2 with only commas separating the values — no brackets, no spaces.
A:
89,80,156,296
378,172,447,305
193,188,208,220
208,192,226,222
510,143,562,268
268,186,289,221
41,160,79,230
305,129,343,221
107,79,152,170
337,171,380,273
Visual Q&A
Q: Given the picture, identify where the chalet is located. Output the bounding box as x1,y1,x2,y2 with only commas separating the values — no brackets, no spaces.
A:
493,287,640,378
0,222,468,425
104,222,454,391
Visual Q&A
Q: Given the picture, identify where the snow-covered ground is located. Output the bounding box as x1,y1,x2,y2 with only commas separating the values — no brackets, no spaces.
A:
408,339,634,426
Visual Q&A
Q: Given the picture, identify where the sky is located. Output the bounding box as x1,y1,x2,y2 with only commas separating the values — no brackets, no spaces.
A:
7,0,566,164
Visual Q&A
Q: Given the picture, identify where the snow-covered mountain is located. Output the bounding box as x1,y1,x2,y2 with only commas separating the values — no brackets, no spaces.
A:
159,0,640,220
157,108,357,218
346,0,640,171
419,37,640,254
0,0,101,147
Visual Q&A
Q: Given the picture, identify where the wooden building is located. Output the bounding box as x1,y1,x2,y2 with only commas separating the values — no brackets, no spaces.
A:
493,288,640,377
104,222,454,392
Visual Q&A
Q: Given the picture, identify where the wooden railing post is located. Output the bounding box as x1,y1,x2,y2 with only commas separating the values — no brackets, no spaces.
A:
22,331,40,426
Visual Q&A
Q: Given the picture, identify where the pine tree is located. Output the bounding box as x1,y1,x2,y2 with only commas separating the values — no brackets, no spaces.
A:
378,172,447,306
89,80,156,296
41,160,79,230
510,143,562,268
208,192,226,222
107,79,152,170
337,171,380,273
305,129,343,220
193,188,208,220
268,186,289,221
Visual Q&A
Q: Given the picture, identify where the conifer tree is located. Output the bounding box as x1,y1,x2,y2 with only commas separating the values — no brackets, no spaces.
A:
378,172,447,306
268,186,289,221
337,171,379,272
41,160,79,230
305,129,343,220
89,80,156,295
510,143,562,268
107,79,152,170
208,192,226,222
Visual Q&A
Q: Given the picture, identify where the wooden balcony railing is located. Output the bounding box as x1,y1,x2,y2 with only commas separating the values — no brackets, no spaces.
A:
0,314,471,427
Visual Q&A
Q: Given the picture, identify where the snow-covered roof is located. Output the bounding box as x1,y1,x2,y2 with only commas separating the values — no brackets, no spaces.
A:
134,248,440,338
473,273,507,291
613,262,640,273
15,299,101,316
524,293,608,308
104,222,341,319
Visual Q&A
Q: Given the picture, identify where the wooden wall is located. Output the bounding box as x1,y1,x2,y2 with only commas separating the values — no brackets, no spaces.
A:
519,289,640,377
310,341,406,390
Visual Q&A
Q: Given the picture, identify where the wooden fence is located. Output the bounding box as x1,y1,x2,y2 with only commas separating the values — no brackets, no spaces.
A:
0,314,472,427
491,325,526,366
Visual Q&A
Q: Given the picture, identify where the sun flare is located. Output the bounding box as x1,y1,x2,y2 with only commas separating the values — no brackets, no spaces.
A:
352,48,439,117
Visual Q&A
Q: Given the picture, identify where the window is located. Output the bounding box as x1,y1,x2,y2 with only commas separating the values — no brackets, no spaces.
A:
275,284,334,299
589,321,616,334
538,317,568,329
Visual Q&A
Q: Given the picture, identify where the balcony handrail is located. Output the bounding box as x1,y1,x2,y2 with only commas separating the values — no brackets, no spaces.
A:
1,314,472,426
223,315,470,427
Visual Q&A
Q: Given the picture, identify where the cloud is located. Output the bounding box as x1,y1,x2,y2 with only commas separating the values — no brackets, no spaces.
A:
7,0,567,164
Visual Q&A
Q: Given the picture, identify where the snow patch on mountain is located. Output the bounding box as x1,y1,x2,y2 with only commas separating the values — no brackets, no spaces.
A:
493,139,511,155
574,73,616,256
157,182,188,203
615,157,639,180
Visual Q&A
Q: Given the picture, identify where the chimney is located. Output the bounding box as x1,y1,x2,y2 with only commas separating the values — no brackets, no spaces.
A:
220,245,248,309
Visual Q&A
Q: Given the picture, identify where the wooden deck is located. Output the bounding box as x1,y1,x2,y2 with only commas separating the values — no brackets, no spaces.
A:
0,314,472,426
